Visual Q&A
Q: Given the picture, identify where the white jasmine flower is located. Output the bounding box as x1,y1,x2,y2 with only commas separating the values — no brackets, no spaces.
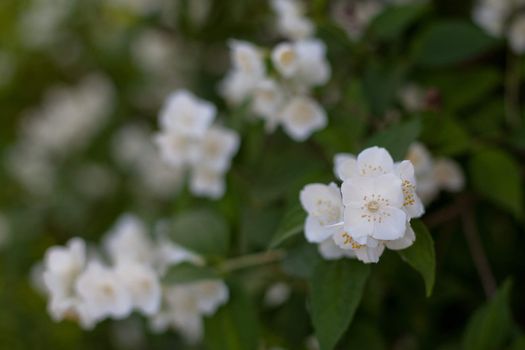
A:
341,173,406,244
395,160,425,219
509,14,525,54
252,79,287,132
432,158,465,192
355,146,395,177
292,39,331,87
332,0,384,41
229,40,266,78
189,166,226,199
318,238,356,260
399,84,427,112
272,43,300,77
195,126,240,173
131,29,175,75
300,183,344,243
104,214,155,265
75,261,133,321
219,70,261,105
472,0,509,37
264,282,292,307
155,131,199,167
160,90,216,138
385,223,416,250
333,153,357,181
192,280,229,315
406,143,434,176
155,237,204,275
114,262,161,316
271,0,314,40
281,96,327,141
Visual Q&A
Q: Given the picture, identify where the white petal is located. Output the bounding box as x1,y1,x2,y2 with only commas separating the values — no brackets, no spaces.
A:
373,173,404,207
334,153,357,180
343,207,374,240
385,223,416,250
357,146,394,176
281,96,327,141
372,206,406,241
305,215,338,243
271,43,299,77
354,244,385,264
318,238,355,260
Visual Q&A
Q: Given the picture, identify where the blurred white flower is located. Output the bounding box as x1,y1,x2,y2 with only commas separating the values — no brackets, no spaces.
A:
131,29,175,76
189,166,226,199
264,282,292,307
104,214,155,265
281,96,327,141
509,14,525,54
271,0,314,40
160,90,216,138
230,40,266,78
75,261,133,322
252,79,287,131
195,126,240,173
150,280,229,343
399,84,427,113
432,158,465,192
114,262,161,316
331,0,384,41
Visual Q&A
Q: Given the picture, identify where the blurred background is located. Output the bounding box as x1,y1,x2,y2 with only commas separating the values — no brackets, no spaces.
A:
0,0,524,349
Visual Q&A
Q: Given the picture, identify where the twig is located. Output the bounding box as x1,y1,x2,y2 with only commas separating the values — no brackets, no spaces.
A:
461,205,497,298
220,250,285,273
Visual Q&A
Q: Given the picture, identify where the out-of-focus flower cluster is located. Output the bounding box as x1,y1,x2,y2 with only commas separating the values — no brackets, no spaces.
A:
220,0,331,141
155,90,240,199
301,146,424,263
6,75,114,196
473,0,525,54
37,214,228,344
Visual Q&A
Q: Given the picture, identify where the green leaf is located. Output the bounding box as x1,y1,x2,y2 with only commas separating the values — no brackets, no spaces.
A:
399,220,436,297
421,114,471,156
204,282,259,350
309,260,371,350
365,119,422,161
463,280,514,350
268,204,306,249
370,3,428,40
413,20,497,66
171,209,230,257
163,263,219,285
362,62,405,117
469,149,524,219
282,242,322,279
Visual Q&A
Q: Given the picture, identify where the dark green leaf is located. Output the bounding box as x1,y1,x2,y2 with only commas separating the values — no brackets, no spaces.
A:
399,220,435,296
413,20,498,66
282,242,322,279
163,263,219,285
171,209,230,257
204,282,259,350
469,149,524,219
370,3,428,40
365,119,422,161
269,204,306,249
362,62,405,117
309,259,371,350
463,280,513,350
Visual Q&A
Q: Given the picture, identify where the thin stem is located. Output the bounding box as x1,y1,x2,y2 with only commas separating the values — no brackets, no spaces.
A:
220,250,286,273
505,49,522,129
461,205,497,298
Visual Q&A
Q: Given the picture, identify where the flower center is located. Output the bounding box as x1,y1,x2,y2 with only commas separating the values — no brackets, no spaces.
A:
366,200,380,213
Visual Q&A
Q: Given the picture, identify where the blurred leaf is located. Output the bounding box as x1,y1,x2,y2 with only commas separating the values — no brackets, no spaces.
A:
399,220,435,297
341,322,386,350
469,149,524,219
163,263,218,285
421,114,470,155
240,206,281,251
413,20,497,66
309,260,370,350
365,119,421,160
171,209,230,257
282,242,322,279
269,203,306,249
507,335,525,350
204,282,259,350
362,62,405,117
463,280,513,350
370,3,428,40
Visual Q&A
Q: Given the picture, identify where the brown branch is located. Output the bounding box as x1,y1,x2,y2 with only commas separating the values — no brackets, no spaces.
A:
461,205,497,298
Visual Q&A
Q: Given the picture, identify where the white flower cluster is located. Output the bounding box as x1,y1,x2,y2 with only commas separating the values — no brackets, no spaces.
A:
6,74,114,195
113,124,183,199
39,214,228,343
155,90,240,199
219,1,331,141
406,143,465,204
300,146,424,263
473,0,525,54
271,0,314,40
